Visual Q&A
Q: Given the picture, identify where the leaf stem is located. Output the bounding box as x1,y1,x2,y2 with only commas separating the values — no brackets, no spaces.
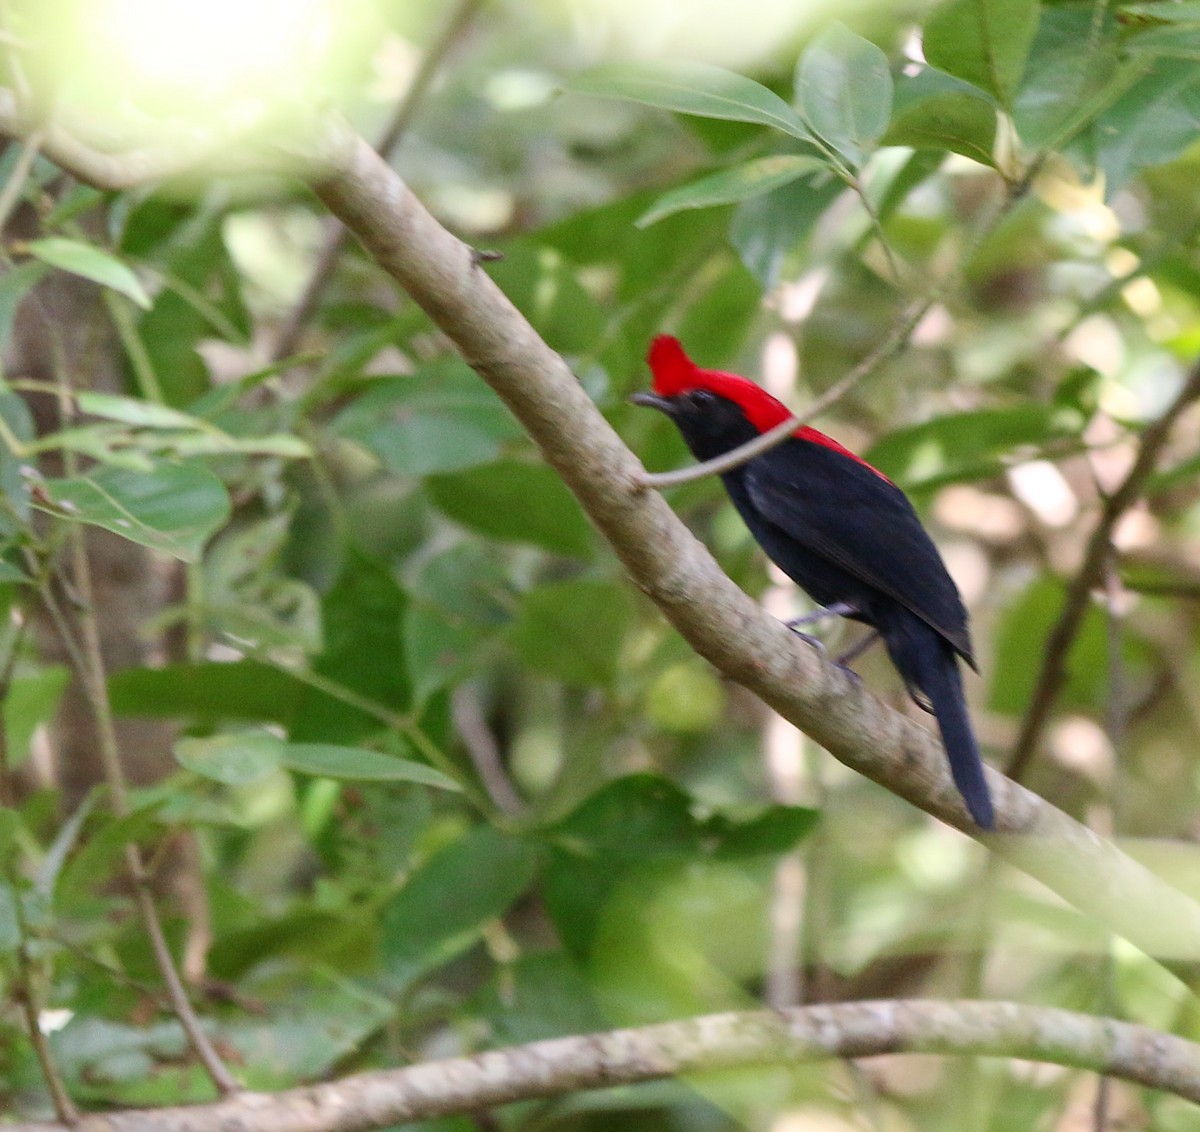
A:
102,290,165,404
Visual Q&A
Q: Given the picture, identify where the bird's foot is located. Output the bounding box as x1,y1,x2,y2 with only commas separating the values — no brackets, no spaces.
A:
834,662,863,688
788,628,828,656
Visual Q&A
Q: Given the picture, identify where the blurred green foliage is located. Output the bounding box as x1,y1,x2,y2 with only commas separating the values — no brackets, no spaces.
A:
3,0,1200,1128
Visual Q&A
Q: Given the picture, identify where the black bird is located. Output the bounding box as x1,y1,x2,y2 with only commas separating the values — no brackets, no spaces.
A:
633,335,993,828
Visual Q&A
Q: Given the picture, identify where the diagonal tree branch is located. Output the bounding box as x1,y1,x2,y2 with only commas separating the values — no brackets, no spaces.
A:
1006,360,1200,782
10,1000,1200,1132
309,124,1200,978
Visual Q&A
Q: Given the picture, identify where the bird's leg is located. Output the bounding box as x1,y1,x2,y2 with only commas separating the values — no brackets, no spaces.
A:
836,629,880,667
785,600,857,630
785,602,858,661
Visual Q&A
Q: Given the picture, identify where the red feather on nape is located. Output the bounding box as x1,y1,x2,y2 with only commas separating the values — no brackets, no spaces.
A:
647,335,696,396
647,335,790,431
645,335,892,483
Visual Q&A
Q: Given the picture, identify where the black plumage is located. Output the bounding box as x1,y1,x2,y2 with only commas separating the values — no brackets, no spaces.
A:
635,340,993,828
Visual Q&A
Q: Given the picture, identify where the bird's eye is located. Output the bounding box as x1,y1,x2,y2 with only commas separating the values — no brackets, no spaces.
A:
690,389,717,407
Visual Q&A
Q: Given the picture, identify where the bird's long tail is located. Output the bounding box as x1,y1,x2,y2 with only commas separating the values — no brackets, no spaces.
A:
885,617,994,829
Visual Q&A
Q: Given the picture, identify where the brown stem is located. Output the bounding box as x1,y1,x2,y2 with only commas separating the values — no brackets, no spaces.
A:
451,684,525,816
2,620,78,1124
12,954,79,1124
57,528,238,1095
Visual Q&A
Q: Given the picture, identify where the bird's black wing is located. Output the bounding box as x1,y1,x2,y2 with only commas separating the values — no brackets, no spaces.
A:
743,441,974,664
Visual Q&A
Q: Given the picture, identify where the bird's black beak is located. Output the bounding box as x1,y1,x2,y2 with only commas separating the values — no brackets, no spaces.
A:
629,390,675,414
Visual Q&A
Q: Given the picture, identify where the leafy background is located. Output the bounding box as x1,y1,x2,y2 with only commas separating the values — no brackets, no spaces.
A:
4,0,1200,1128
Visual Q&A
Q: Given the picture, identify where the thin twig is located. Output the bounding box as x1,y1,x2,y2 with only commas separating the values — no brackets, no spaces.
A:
1093,553,1127,1132
0,607,24,807
1006,356,1200,781
269,0,484,362
0,612,77,1124
101,291,165,404
58,527,237,1093
853,171,903,287
12,929,79,1124
451,683,525,816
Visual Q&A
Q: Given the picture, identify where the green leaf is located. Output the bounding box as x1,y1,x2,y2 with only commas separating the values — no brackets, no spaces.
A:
34,461,230,561
636,155,826,228
405,543,512,702
56,804,166,907
509,579,634,687
923,0,1040,108
796,22,893,167
290,552,412,743
5,666,70,769
408,542,512,626
171,433,310,459
332,362,524,476
1013,8,1124,152
1124,25,1200,59
1119,2,1200,22
72,392,310,461
546,775,701,860
27,425,157,471
109,661,306,724
542,776,702,957
1091,57,1200,190
174,730,284,785
381,825,540,984
472,952,608,1046
125,207,252,405
36,792,99,900
569,60,812,142
731,174,842,287
0,882,19,953
707,805,820,858
645,661,726,733
0,806,22,867
989,575,1153,714
0,390,35,538
27,237,152,309
885,69,998,165
203,513,323,655
76,392,200,429
280,744,460,790
427,461,593,558
405,603,495,705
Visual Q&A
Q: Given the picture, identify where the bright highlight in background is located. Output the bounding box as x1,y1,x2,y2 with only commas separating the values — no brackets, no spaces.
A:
29,0,372,152
96,0,332,98
543,0,858,69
